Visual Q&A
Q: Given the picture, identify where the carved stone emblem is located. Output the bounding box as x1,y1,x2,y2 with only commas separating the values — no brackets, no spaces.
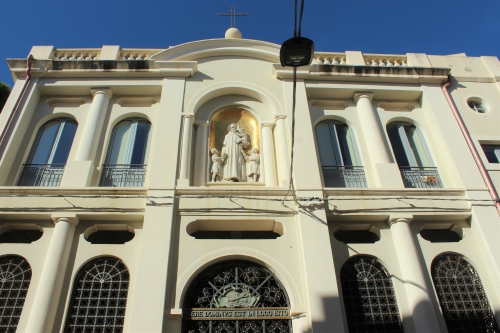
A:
213,285,259,308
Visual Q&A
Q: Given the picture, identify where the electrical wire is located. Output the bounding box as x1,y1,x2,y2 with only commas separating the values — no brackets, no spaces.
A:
283,0,307,206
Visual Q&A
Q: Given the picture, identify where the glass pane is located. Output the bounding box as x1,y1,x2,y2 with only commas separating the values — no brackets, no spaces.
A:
51,121,77,164
30,120,60,164
405,126,430,167
130,121,151,165
387,124,410,167
336,124,358,166
108,121,132,164
483,146,500,163
315,122,338,166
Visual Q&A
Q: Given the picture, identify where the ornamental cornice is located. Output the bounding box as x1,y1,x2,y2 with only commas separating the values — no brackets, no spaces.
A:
6,59,198,81
273,63,452,85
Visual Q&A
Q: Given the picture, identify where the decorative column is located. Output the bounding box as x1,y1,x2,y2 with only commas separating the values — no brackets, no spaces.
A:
274,116,290,187
178,115,194,186
193,121,209,186
75,89,112,161
25,213,79,333
261,123,277,186
389,216,440,333
61,88,112,187
353,92,392,163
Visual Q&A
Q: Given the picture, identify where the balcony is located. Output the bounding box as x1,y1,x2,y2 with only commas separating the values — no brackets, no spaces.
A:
100,164,146,187
400,167,443,188
322,166,367,188
18,164,65,187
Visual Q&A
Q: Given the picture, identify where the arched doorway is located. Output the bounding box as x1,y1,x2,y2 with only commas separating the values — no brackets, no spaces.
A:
182,260,292,333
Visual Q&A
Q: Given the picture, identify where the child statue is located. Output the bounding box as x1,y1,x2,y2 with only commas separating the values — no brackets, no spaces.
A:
210,148,223,182
246,148,260,182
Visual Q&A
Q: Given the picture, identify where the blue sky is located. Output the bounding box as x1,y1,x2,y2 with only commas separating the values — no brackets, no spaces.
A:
1,0,499,86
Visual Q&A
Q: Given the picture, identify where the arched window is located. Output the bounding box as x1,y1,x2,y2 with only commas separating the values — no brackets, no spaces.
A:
182,261,292,333
101,118,151,187
314,120,366,188
386,122,442,188
64,257,129,333
0,255,32,332
18,118,77,186
432,254,499,333
340,256,403,333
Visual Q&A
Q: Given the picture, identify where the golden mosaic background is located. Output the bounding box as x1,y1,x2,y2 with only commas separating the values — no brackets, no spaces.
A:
209,108,260,154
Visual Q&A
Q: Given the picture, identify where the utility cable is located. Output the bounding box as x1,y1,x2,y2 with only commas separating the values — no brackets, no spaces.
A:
282,0,307,206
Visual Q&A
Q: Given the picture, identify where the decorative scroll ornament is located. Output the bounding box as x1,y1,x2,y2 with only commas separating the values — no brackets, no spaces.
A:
214,285,259,308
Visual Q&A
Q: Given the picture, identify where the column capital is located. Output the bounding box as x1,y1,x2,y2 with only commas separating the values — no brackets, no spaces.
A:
182,114,195,120
388,215,413,226
261,123,275,129
195,121,209,128
91,88,112,99
51,213,79,226
353,92,373,103
275,115,287,121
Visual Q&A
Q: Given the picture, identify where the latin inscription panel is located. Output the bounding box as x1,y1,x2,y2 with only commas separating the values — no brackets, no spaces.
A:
185,308,290,321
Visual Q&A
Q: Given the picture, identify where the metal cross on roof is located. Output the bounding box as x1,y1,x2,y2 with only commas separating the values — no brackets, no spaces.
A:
217,6,249,28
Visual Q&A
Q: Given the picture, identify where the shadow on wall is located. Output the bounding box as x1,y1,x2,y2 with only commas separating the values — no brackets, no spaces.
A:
310,296,344,333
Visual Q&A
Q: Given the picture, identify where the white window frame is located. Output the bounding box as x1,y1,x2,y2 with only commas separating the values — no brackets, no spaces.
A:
393,122,434,168
315,120,361,167
27,118,72,165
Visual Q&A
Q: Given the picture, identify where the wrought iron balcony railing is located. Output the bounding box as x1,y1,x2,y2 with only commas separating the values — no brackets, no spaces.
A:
18,164,65,187
400,167,443,188
322,166,367,188
100,164,147,187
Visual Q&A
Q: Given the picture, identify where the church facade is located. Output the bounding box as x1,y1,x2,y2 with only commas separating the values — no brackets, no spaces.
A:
0,30,500,333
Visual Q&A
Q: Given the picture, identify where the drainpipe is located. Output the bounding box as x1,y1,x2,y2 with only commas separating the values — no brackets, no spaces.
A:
0,54,34,159
442,75,500,215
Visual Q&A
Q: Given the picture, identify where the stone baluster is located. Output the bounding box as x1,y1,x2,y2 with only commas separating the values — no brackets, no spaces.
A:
261,123,277,186
25,213,79,333
389,216,440,333
193,121,209,186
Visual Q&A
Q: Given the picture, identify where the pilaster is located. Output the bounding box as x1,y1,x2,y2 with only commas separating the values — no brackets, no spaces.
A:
193,121,209,186
178,114,195,186
261,123,277,187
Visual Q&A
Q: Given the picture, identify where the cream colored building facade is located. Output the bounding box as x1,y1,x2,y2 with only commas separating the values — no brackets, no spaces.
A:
0,30,499,333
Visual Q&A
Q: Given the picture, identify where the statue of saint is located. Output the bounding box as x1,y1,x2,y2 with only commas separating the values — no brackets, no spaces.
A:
221,123,249,182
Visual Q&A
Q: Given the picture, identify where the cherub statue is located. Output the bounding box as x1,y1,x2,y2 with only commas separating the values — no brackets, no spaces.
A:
210,148,224,182
237,128,250,158
246,148,260,182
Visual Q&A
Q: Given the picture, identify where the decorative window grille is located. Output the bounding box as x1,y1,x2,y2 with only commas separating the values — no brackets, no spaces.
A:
314,120,367,188
0,256,32,332
432,254,500,333
386,122,443,188
19,118,77,186
64,257,130,333
182,261,292,333
101,118,151,187
340,256,404,333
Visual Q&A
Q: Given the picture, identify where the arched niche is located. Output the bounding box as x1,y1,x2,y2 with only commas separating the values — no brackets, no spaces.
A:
187,82,280,123
194,94,276,124
209,107,260,155
181,260,292,333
